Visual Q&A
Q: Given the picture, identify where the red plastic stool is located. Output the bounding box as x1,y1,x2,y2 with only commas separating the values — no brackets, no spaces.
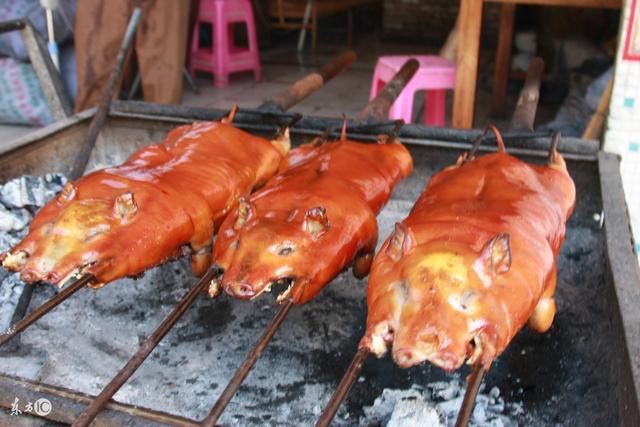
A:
189,0,261,88
369,55,456,126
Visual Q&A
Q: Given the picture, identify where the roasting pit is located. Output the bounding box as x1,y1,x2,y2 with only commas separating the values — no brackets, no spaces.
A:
0,101,638,426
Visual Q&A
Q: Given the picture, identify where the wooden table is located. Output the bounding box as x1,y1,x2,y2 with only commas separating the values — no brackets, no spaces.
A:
452,0,622,129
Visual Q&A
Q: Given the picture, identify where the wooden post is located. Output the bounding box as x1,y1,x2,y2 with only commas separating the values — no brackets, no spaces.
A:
452,0,483,129
490,3,516,117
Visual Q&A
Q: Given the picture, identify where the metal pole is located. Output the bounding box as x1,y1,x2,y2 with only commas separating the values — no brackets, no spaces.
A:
70,7,143,179
0,274,93,346
509,57,544,133
200,300,294,426
72,268,217,427
454,364,485,427
357,59,419,122
315,347,368,427
260,51,357,112
297,0,313,52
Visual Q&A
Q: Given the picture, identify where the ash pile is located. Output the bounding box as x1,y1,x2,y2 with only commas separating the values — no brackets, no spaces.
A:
0,174,67,331
358,380,523,427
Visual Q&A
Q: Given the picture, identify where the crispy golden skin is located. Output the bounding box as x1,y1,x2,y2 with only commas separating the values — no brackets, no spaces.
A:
2,120,287,288
213,135,413,304
360,147,575,371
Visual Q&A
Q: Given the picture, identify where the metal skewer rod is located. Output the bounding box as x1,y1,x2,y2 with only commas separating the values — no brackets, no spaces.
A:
315,347,369,427
357,58,419,123
72,268,218,427
0,274,94,346
70,7,142,180
454,364,485,427
201,58,418,425
202,57,418,426
200,300,294,426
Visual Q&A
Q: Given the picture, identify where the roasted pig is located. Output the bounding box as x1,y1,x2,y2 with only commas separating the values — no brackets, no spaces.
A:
212,127,413,304
1,110,290,288
360,133,576,371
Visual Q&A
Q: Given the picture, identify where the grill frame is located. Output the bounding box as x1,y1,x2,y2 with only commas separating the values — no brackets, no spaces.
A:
0,101,637,425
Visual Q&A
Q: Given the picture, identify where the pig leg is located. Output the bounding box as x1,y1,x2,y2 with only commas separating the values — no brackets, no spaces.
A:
528,265,557,333
187,197,215,277
353,252,374,279
190,243,212,277
352,220,378,279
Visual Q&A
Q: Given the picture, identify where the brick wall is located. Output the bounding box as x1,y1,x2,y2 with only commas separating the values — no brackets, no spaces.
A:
382,0,500,47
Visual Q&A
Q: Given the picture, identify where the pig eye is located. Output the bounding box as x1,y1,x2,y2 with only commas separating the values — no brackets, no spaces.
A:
278,243,294,256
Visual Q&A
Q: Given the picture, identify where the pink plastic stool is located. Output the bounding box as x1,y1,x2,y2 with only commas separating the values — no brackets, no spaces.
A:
369,55,456,126
189,0,261,88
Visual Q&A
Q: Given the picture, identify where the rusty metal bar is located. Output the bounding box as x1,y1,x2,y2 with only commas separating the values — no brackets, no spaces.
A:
199,59,413,425
200,300,294,426
315,347,368,427
454,364,485,427
0,18,26,32
70,7,142,179
357,58,419,122
260,51,357,112
72,268,217,427
509,57,544,133
0,274,94,346
0,373,199,426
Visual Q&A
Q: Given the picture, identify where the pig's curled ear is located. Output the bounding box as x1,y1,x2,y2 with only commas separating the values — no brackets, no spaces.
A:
303,206,329,238
221,105,239,124
340,114,347,142
114,192,138,223
479,233,511,275
386,223,414,261
57,182,77,204
234,198,255,230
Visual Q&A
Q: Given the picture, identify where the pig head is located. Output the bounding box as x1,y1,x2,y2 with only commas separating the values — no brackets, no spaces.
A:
2,178,213,287
361,223,516,371
212,195,377,304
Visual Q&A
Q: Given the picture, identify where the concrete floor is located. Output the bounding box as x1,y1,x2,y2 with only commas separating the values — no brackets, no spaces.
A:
0,39,554,146
182,41,521,127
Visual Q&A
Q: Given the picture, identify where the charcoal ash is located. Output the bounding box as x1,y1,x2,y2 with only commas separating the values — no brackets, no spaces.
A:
0,205,31,233
0,174,67,331
359,380,522,427
0,173,67,209
0,173,66,249
0,272,24,331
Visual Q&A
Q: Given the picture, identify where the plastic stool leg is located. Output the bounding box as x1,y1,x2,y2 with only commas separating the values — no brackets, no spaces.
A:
188,21,202,77
213,11,229,87
424,89,446,127
245,4,262,82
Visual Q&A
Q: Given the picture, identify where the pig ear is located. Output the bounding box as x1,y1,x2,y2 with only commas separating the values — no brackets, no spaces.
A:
221,105,239,124
234,199,255,230
113,192,138,223
479,233,511,275
57,182,77,204
303,206,330,238
386,223,414,261
270,126,291,156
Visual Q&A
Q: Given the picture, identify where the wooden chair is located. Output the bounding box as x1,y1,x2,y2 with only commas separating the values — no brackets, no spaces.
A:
266,0,377,49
